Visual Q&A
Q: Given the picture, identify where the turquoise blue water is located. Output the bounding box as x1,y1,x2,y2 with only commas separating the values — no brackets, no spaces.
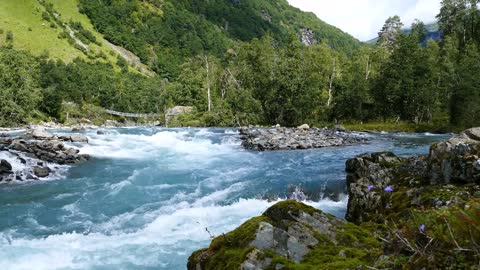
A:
0,128,450,270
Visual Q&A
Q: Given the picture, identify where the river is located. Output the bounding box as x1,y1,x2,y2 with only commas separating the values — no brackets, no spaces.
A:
0,127,450,270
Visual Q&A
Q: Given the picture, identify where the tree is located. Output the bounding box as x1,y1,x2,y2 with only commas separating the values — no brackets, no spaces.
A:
450,42,480,127
377,16,404,53
437,0,479,48
0,48,41,125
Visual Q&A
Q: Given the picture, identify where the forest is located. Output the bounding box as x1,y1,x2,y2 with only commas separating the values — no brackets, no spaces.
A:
0,0,479,130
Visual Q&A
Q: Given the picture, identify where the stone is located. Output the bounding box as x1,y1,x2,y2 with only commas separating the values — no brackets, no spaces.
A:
0,159,12,173
30,129,54,140
69,134,89,143
297,124,310,130
97,130,106,135
428,128,480,184
33,166,50,178
464,127,480,141
240,249,272,270
71,126,86,132
334,125,347,132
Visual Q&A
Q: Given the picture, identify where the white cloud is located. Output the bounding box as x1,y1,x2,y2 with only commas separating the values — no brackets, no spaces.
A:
287,0,441,41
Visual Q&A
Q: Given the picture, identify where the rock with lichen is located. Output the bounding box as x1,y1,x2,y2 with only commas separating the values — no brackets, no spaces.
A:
188,201,382,270
428,127,480,184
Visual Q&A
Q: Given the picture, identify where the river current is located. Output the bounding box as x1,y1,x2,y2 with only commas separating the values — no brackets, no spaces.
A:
0,127,450,270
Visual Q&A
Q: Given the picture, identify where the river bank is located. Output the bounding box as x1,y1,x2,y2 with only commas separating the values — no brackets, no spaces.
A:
188,128,480,269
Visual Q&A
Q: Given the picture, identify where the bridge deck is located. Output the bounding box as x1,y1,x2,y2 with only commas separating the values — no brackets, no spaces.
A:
105,109,162,118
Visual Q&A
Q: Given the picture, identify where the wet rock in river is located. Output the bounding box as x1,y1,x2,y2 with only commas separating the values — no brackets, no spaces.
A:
33,166,51,178
0,159,13,173
239,127,366,151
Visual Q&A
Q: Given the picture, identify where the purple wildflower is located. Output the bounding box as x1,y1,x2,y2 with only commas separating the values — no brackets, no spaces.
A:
420,224,426,233
367,185,374,191
384,186,394,193
385,203,391,209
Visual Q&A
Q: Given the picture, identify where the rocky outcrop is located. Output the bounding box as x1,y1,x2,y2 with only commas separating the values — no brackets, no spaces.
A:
165,106,194,127
345,152,429,223
0,131,89,183
240,127,365,151
428,127,480,184
301,28,316,46
188,201,381,270
189,128,480,270
6,139,89,165
25,128,90,143
346,128,480,224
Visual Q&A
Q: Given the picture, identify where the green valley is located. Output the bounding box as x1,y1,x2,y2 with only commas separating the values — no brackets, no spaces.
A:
0,0,479,131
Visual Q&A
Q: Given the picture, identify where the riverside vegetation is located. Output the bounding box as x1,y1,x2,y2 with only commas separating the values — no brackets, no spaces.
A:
0,0,478,131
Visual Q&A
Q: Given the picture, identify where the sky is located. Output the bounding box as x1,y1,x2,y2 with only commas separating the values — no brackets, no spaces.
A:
287,0,441,41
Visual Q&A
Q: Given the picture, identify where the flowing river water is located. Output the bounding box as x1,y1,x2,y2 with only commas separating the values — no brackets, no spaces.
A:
0,127,450,270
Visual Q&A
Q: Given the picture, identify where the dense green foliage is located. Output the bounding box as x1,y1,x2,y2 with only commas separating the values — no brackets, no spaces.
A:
0,0,479,129
78,0,360,78
0,42,167,126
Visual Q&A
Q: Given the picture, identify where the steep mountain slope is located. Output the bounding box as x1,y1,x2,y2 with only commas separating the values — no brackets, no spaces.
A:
79,0,361,78
0,0,113,62
1,0,360,78
0,0,155,76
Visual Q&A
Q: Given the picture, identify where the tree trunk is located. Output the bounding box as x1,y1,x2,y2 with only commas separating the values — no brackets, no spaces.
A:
327,58,336,107
365,55,371,81
205,56,212,112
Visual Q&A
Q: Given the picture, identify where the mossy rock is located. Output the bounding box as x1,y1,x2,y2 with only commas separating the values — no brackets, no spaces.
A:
188,201,382,270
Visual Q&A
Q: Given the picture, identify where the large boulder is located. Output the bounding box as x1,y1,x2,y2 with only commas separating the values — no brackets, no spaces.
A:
70,134,89,143
29,129,54,140
0,159,12,173
345,152,416,224
428,127,480,184
188,201,380,270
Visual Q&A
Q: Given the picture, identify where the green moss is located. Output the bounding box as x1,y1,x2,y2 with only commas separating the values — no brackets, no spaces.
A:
202,247,255,270
336,223,382,248
211,216,270,252
189,216,270,270
263,200,321,229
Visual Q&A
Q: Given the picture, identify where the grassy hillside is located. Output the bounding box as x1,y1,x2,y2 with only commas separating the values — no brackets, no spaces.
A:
79,0,361,78
0,0,120,64
1,0,360,78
